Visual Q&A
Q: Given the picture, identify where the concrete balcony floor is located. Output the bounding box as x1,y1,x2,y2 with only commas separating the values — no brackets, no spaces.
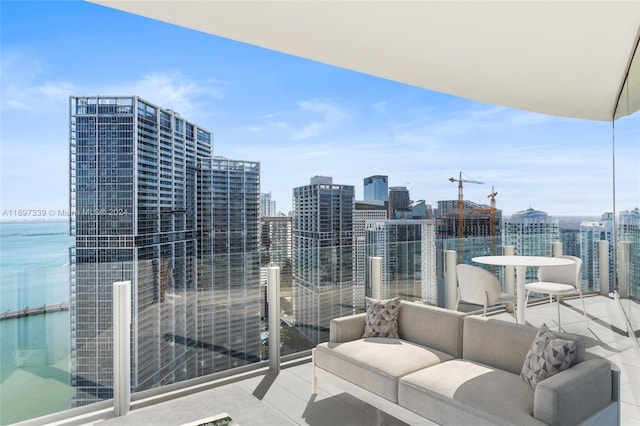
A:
96,295,639,426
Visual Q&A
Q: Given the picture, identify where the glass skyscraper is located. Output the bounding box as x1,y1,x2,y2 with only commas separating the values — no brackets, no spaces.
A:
259,192,277,217
196,157,261,374
69,96,260,405
363,175,388,201
502,207,560,281
292,176,355,344
364,219,437,304
388,186,410,219
260,216,293,288
619,207,640,298
580,213,614,292
353,203,388,292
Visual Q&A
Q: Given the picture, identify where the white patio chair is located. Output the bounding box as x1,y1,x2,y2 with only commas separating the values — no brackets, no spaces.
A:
456,264,517,322
524,255,588,330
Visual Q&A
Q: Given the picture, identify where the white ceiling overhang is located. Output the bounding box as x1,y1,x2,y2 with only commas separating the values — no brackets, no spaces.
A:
89,1,640,121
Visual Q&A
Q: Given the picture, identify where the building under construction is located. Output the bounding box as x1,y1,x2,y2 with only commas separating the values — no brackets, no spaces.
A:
436,200,502,240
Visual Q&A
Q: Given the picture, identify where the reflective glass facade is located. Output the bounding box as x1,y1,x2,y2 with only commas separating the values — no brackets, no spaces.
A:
292,177,356,344
502,208,560,281
196,157,261,373
70,97,263,406
363,175,388,201
364,220,437,304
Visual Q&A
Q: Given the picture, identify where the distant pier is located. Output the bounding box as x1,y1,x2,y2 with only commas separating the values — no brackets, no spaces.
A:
0,302,69,320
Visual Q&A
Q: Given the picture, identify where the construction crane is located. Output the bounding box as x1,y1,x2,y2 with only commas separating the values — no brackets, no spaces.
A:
449,172,483,261
487,187,498,257
487,186,498,238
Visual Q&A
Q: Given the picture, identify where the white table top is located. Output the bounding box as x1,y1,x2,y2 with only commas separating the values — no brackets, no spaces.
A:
472,255,575,267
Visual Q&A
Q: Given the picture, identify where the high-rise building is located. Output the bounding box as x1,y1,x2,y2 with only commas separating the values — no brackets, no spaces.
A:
292,176,355,344
436,200,501,239
396,200,434,220
580,213,614,292
619,207,640,297
353,201,388,293
260,216,293,286
363,175,388,201
69,96,260,405
560,229,581,257
197,157,261,373
388,186,410,219
70,96,207,405
502,207,560,281
364,219,437,304
437,200,478,217
260,192,277,217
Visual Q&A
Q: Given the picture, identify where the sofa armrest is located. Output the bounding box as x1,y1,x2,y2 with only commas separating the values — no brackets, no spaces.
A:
330,313,366,343
533,358,613,426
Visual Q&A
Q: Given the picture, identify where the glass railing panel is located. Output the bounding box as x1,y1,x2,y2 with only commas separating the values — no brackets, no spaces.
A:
0,221,75,424
0,224,623,425
613,36,640,353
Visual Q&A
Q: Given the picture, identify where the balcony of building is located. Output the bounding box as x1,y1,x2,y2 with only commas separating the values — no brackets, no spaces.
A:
4,234,639,425
8,287,638,426
82,296,640,426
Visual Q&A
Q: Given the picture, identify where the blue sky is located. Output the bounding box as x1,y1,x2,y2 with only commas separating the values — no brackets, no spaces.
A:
1,0,638,218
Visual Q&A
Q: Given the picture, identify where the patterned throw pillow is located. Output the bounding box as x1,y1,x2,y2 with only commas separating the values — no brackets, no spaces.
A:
520,323,577,389
363,296,402,338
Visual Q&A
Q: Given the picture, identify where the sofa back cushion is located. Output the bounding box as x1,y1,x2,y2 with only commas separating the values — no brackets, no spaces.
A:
398,302,466,358
463,316,585,375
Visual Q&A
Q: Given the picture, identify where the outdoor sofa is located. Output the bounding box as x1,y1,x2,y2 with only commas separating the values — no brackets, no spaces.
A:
312,300,620,425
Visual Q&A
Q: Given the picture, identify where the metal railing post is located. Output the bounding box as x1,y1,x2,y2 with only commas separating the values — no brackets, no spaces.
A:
617,241,631,298
113,281,131,417
444,250,457,310
598,240,610,296
551,242,565,302
502,245,515,296
267,266,281,374
370,257,382,300
552,242,563,257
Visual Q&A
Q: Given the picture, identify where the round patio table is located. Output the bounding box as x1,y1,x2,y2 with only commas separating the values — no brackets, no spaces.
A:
471,255,575,324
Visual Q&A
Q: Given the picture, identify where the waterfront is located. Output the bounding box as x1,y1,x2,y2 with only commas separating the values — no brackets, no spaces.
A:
0,222,74,425
1,222,71,312
0,311,74,425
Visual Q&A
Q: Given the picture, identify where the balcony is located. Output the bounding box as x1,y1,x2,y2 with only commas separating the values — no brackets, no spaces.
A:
10,294,637,426
4,235,639,425
102,297,640,426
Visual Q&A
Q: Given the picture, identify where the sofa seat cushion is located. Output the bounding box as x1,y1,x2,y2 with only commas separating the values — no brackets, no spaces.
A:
315,337,454,403
399,359,545,426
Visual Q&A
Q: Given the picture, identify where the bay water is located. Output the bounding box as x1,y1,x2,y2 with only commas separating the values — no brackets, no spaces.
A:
0,221,74,425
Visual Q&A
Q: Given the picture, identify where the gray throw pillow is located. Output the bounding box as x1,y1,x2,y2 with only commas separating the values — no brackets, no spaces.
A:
520,323,577,389
363,296,401,338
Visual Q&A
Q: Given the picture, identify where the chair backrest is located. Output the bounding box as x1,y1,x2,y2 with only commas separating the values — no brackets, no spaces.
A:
456,264,502,305
537,255,583,289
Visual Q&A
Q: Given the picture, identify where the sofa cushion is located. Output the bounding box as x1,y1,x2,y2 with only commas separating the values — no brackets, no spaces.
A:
399,359,544,426
521,323,577,390
363,296,401,338
463,316,584,375
398,302,466,358
315,337,454,403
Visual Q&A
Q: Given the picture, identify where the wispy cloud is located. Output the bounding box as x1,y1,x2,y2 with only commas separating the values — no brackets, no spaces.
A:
111,71,224,119
1,52,224,119
424,106,555,137
261,99,349,141
371,100,388,114
292,100,349,140
1,51,76,112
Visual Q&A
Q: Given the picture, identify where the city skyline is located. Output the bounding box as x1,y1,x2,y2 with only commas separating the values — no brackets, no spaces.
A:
2,1,639,218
